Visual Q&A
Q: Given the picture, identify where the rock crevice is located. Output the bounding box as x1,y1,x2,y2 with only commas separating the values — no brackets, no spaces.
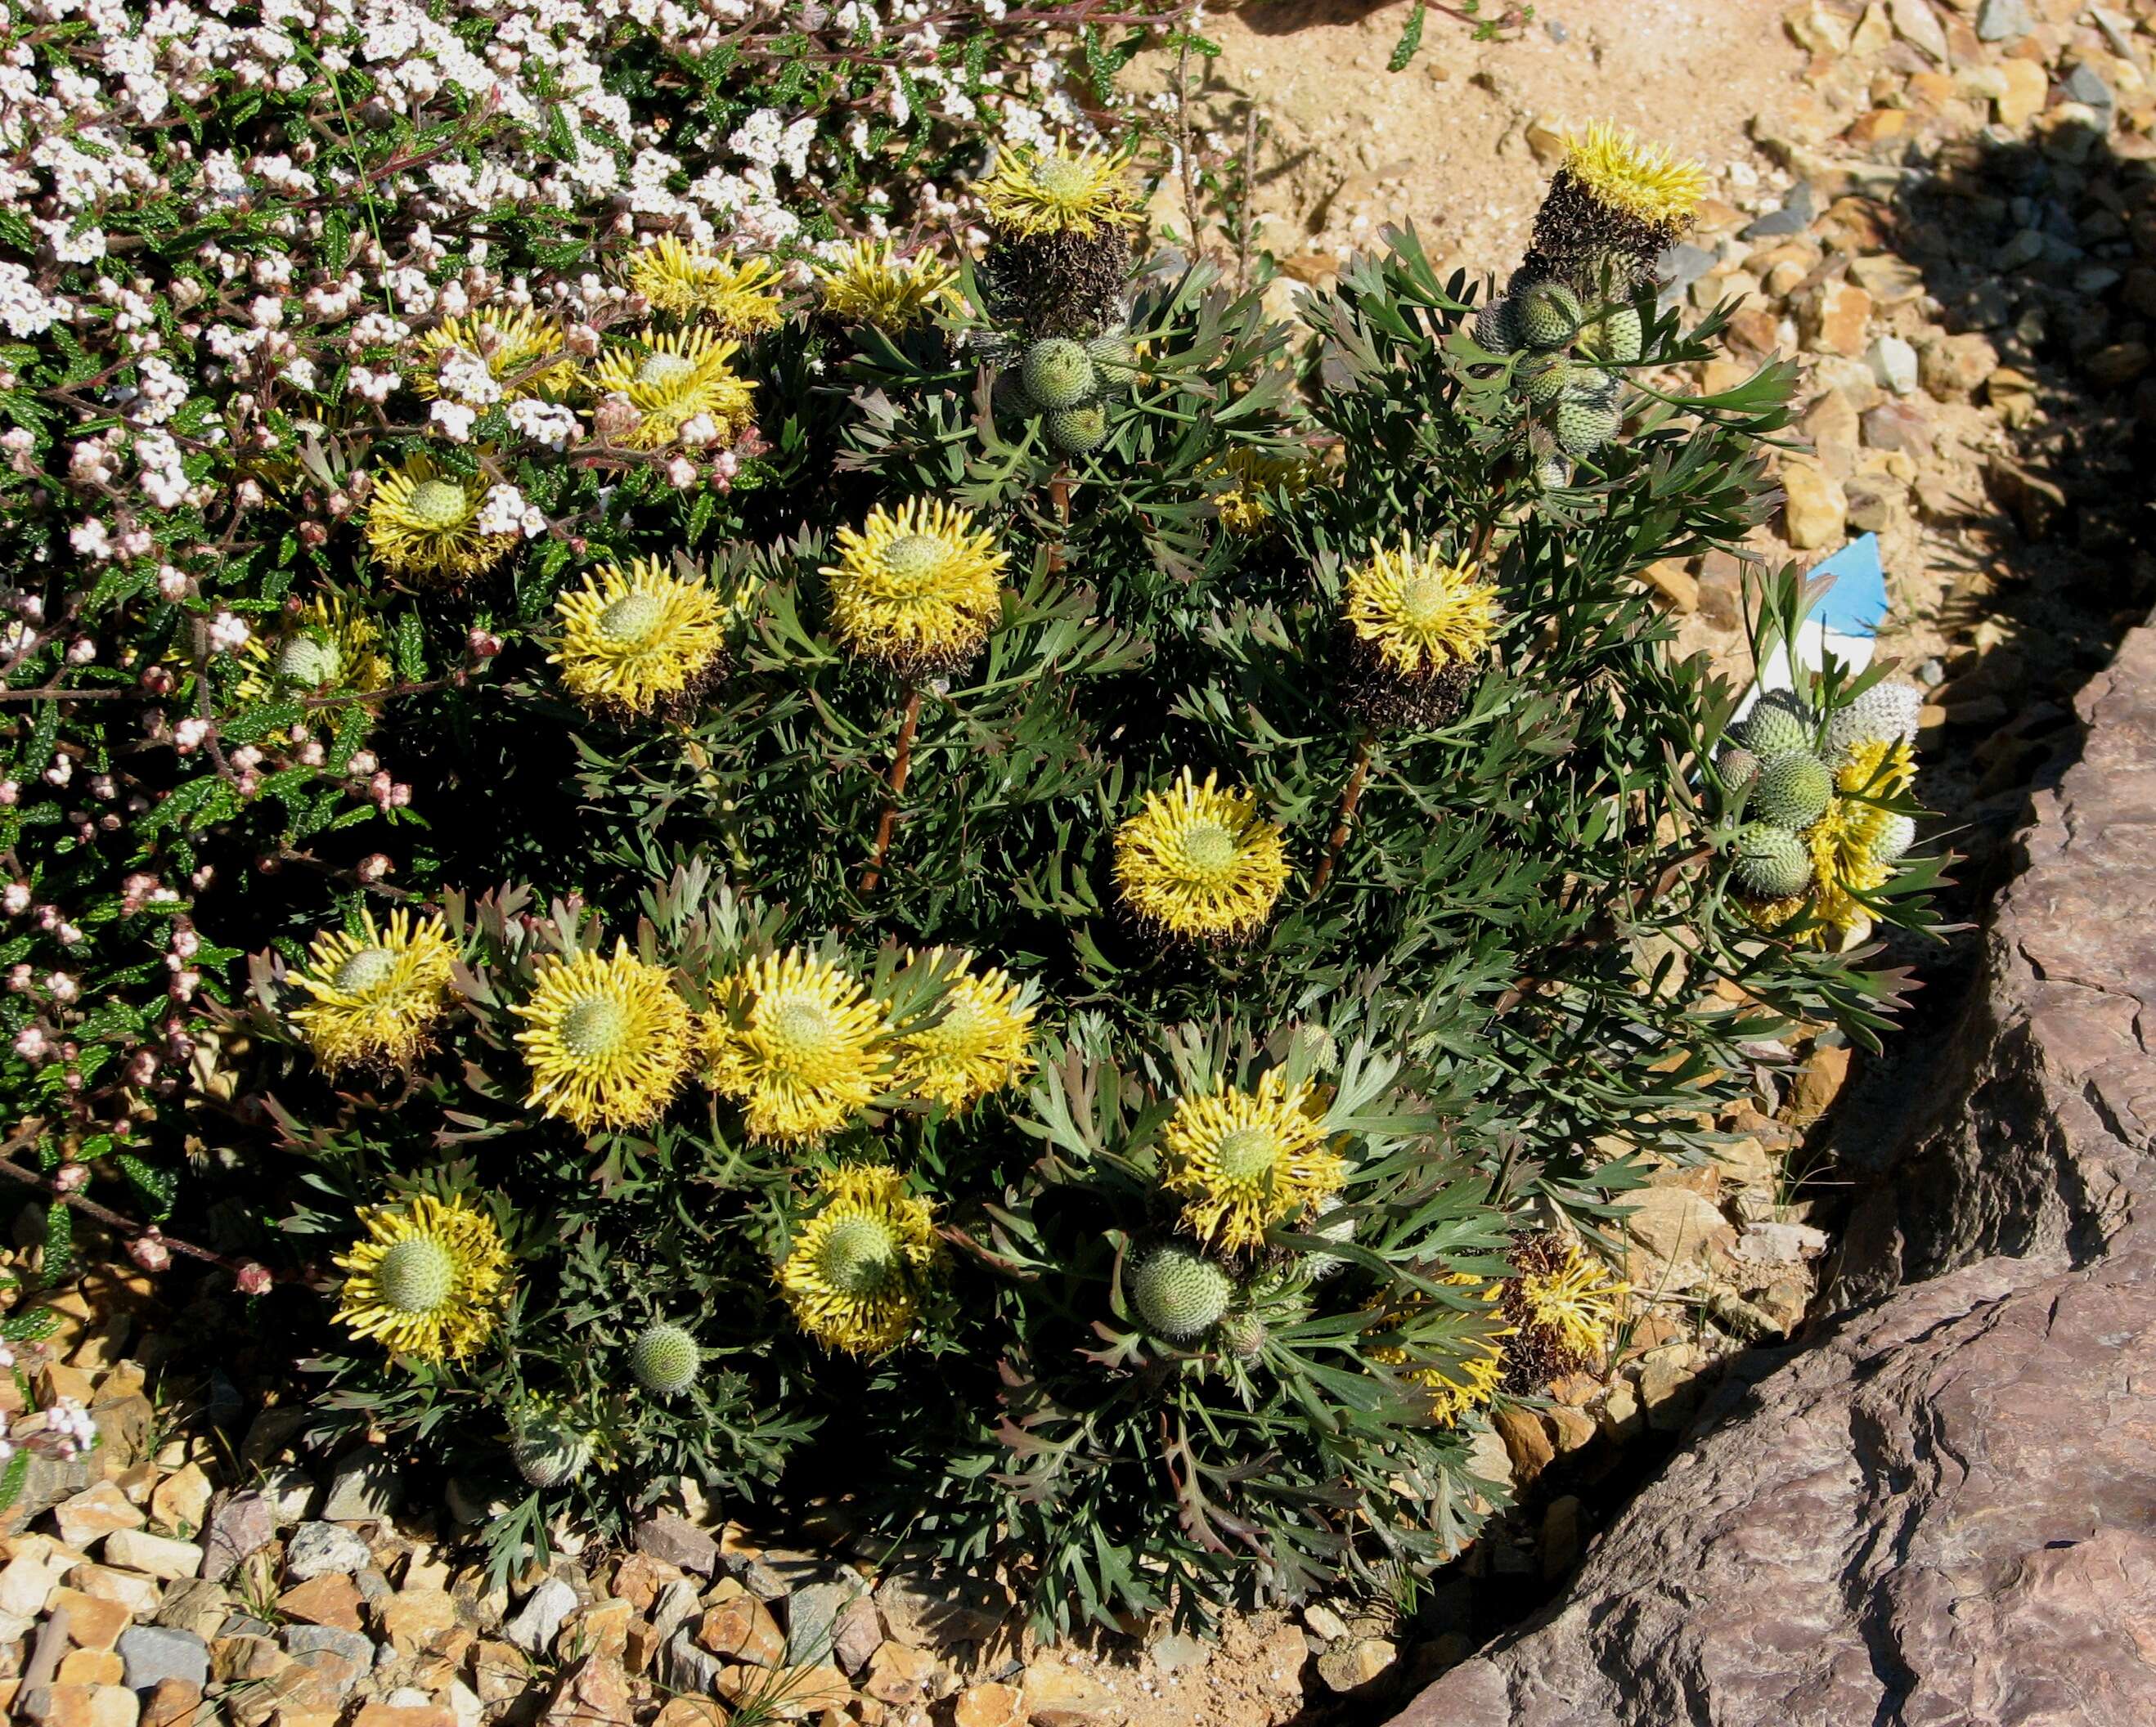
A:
1391,624,2156,1727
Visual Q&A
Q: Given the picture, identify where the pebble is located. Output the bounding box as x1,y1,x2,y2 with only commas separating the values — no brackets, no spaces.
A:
200,1494,275,1581
1740,182,1818,242
100,1531,202,1583
1975,0,2028,40
284,1523,372,1583
115,1627,209,1693
320,1456,402,1525
630,1516,716,1577
54,1484,146,1550
282,1623,377,1669
501,1577,577,1653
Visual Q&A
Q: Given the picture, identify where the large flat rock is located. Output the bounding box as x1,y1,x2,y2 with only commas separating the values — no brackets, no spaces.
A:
1392,624,2156,1727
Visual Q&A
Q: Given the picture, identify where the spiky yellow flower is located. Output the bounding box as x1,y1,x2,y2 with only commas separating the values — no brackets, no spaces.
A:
1515,1243,1628,1366
590,329,757,452
1749,738,1916,948
820,498,1008,675
411,308,569,404
334,1192,509,1364
364,458,515,583
1114,769,1290,942
979,136,1141,238
701,949,890,1144
892,950,1036,1112
626,237,785,335
235,594,391,706
813,240,961,330
1561,123,1709,231
550,557,730,718
289,908,459,1074
1345,543,1501,680
1210,448,1314,536
776,1164,941,1356
1159,1069,1344,1252
1372,1275,1512,1425
512,942,694,1133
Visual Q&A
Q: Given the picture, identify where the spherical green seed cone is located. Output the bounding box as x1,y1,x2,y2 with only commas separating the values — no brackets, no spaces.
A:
1868,812,1917,864
1554,392,1623,456
629,1322,701,1396
1534,453,1574,491
1219,1313,1268,1359
1751,751,1834,829
1291,1022,1340,1075
1128,1245,1233,1341
1716,744,1761,792
1022,337,1098,411
1738,690,1817,758
1084,330,1139,386
1733,822,1812,899
1299,1195,1357,1282
510,1414,593,1489
1047,401,1109,455
1825,680,1923,757
1473,297,1523,355
1519,352,1574,405
275,635,340,689
1580,304,1643,365
375,1237,456,1315
1517,280,1585,349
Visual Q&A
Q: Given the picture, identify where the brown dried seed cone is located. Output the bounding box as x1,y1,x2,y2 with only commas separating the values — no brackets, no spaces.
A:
1338,633,1480,732
981,227,1131,339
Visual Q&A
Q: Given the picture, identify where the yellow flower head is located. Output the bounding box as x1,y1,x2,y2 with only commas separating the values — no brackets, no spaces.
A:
1372,1276,1512,1425
701,949,890,1144
820,498,1008,675
411,308,569,404
893,950,1036,1112
1345,543,1501,681
1159,1069,1345,1252
512,941,694,1133
1211,447,1313,536
1113,769,1290,942
334,1192,509,1364
364,457,515,583
290,908,459,1074
591,328,757,452
813,240,961,330
1561,123,1709,232
776,1164,941,1356
1749,738,1916,949
1512,1241,1628,1368
626,236,785,334
550,557,730,718
236,594,391,706
979,135,1141,238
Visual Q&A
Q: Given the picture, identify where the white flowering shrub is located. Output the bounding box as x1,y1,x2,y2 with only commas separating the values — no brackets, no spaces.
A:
0,0,1169,1263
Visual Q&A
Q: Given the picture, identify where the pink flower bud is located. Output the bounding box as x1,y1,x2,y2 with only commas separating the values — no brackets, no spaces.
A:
236,1263,272,1296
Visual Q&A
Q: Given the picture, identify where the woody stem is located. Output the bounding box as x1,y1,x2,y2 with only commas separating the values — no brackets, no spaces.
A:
860,685,923,895
1311,731,1375,894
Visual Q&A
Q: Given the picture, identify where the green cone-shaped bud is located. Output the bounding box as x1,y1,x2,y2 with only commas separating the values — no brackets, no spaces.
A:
376,1237,456,1315
629,1322,701,1396
1084,331,1139,385
1046,401,1109,455
1717,744,1760,792
1299,1194,1356,1282
1291,1022,1340,1075
1826,680,1923,756
1128,1245,1233,1342
1733,823,1812,899
1218,1313,1268,1359
1738,691,1816,759
1751,751,1833,829
1554,390,1622,456
1517,280,1585,349
275,634,341,689
1580,305,1643,365
1022,338,1098,411
1868,812,1917,864
1473,297,1522,355
1535,453,1573,491
1518,352,1574,404
509,1407,593,1489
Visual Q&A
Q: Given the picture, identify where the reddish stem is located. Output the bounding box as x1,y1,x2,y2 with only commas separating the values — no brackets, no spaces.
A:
1311,732,1374,895
860,686,924,895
